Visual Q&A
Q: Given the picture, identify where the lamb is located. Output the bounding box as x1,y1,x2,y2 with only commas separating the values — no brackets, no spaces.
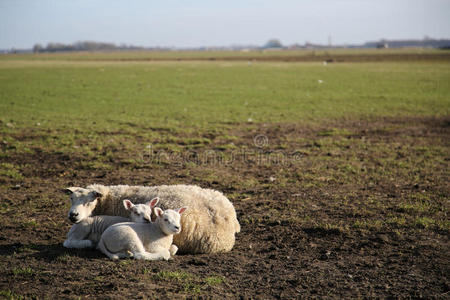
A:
64,184,240,254
63,196,158,249
98,207,187,260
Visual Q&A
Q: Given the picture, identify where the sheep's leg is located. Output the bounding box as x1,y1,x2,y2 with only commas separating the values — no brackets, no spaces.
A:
136,248,171,261
169,244,178,257
152,246,171,260
97,237,121,260
133,252,154,260
116,252,133,259
133,244,171,261
158,248,171,261
103,250,131,260
129,240,155,260
134,251,169,261
64,222,93,249
63,239,93,249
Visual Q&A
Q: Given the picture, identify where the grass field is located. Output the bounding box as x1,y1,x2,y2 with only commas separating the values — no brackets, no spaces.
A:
1,58,448,129
0,50,449,298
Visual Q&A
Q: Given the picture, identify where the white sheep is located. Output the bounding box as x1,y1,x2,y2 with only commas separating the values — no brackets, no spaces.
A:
63,196,158,249
64,184,240,254
97,207,187,260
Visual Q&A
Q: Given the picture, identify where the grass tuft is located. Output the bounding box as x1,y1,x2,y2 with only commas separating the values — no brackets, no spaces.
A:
0,290,25,300
12,267,34,276
154,271,225,294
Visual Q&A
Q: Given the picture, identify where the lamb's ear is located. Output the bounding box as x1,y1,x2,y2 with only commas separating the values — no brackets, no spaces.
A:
62,187,77,195
148,197,159,207
154,207,164,218
123,199,134,210
177,207,188,215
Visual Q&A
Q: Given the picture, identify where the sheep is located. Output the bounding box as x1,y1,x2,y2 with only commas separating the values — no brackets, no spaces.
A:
64,184,241,254
63,197,158,249
98,207,187,260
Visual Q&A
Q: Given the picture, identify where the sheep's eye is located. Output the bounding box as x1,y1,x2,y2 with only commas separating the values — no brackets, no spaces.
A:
164,218,168,222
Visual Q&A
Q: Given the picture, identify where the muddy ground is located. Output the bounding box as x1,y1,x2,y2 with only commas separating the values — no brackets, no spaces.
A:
0,117,449,299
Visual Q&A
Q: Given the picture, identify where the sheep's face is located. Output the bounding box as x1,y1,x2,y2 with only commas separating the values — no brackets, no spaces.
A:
155,207,187,235
64,187,102,223
123,198,159,223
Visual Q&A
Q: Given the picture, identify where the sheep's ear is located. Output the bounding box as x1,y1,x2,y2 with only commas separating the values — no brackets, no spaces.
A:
123,199,133,210
90,191,102,199
177,207,188,215
148,197,159,207
62,187,77,195
155,207,164,217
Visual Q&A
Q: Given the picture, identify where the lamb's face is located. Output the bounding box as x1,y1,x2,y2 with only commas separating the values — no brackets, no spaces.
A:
155,207,187,235
129,204,152,223
160,210,182,235
64,187,102,223
123,197,158,223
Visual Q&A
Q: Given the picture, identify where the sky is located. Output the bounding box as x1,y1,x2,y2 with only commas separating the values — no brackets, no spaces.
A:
0,0,449,49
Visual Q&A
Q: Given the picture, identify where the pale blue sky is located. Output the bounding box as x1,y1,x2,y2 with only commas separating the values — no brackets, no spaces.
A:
0,0,449,49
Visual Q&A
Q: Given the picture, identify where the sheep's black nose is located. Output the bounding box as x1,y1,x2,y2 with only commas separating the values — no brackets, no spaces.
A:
174,226,180,230
69,212,79,218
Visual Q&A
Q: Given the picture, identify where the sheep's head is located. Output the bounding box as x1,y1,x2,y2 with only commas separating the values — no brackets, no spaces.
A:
63,187,102,223
155,207,187,235
123,197,159,223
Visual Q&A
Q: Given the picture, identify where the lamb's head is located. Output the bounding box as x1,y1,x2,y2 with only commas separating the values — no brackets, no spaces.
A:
123,197,159,223
63,187,102,223
155,207,187,235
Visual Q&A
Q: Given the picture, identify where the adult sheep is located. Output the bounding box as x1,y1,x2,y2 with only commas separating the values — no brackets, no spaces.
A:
64,184,240,254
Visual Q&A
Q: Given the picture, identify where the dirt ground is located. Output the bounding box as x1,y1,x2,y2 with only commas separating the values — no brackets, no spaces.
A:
0,116,449,299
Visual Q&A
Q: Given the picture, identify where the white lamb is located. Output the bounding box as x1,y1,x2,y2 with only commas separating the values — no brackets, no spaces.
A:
64,184,241,254
97,207,187,260
63,195,158,249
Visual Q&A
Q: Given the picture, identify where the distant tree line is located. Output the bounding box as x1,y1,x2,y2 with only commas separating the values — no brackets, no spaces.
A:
33,41,144,53
28,37,450,54
363,38,450,49
262,39,283,49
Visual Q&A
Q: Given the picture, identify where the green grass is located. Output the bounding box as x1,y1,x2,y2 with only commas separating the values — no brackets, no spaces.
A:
0,290,25,300
56,254,72,262
0,59,448,133
155,270,193,281
12,267,34,276
0,163,23,180
154,271,225,294
21,219,37,228
414,217,436,229
204,275,225,285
